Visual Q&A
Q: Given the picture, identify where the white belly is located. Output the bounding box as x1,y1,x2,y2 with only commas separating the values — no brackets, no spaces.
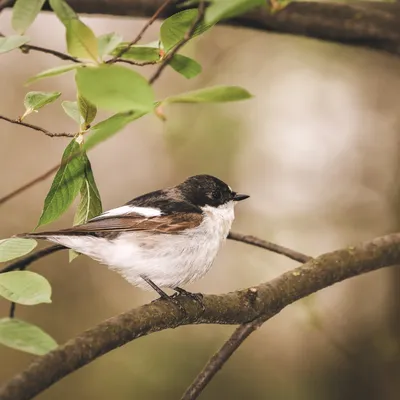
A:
49,202,235,289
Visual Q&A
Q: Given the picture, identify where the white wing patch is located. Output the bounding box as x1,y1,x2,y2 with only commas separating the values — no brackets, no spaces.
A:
90,205,162,221
128,206,162,217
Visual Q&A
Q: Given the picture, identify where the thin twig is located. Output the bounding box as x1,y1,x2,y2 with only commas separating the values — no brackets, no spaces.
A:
3,246,65,319
0,163,60,205
109,0,174,62
113,58,158,66
1,245,65,322
149,0,206,84
0,31,81,63
181,322,260,400
0,245,66,274
0,141,93,205
228,232,312,263
9,302,16,318
8,267,26,319
20,44,81,63
0,115,75,138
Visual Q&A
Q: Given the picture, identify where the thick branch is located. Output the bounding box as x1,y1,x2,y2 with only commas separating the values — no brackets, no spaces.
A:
23,0,400,57
1,232,400,400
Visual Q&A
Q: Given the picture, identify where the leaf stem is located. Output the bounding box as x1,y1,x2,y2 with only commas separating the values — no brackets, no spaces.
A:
108,0,175,62
149,0,206,85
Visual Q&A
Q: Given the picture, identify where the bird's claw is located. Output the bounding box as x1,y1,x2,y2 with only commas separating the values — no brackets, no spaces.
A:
173,287,205,312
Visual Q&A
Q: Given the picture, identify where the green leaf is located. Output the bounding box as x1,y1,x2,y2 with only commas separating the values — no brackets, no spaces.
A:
73,152,102,226
0,318,57,355
0,271,51,305
49,0,77,24
76,65,155,113
66,19,99,62
160,9,213,52
26,64,82,84
78,95,97,127
70,152,102,261
50,1,98,61
98,32,123,58
62,100,83,124
205,0,265,25
169,54,201,79
23,91,61,119
111,44,160,62
0,35,29,54
84,111,146,151
162,85,253,104
0,238,37,262
37,139,84,227
12,0,46,34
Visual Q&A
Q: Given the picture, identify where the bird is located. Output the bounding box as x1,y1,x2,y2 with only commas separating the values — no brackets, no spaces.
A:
18,175,249,310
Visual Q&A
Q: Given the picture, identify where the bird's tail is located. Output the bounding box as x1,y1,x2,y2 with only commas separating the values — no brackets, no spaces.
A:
15,232,45,240
15,232,62,240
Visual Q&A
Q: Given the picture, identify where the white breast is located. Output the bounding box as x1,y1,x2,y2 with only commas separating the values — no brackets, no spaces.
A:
48,201,236,290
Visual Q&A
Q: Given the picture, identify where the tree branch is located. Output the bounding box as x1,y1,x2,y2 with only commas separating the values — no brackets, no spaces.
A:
16,0,399,57
228,231,311,263
0,115,75,138
1,232,399,400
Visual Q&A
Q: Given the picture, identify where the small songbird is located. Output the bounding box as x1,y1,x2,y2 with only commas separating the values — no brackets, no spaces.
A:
18,175,249,309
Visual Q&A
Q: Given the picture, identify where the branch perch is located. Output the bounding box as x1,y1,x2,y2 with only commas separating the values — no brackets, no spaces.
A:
1,232,400,400
27,0,400,57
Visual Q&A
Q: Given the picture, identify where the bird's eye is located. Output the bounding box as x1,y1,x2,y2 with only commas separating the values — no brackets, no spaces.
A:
212,190,222,200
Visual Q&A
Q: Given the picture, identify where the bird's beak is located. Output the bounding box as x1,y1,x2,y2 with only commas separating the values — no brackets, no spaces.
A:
233,193,250,201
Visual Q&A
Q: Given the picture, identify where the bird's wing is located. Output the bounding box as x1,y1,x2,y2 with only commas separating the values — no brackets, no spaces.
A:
60,212,203,234
19,207,203,238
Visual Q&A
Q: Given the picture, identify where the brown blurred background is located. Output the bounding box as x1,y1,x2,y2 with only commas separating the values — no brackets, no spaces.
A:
1,8,400,400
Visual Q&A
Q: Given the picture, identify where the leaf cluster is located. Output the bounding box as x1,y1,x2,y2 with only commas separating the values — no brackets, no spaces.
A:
0,0,265,355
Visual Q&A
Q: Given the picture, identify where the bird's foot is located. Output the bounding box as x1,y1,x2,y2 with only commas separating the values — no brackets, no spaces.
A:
166,295,188,316
142,276,187,316
149,292,186,316
173,287,205,312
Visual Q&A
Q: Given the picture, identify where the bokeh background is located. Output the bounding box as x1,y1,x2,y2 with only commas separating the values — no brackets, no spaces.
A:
1,7,400,400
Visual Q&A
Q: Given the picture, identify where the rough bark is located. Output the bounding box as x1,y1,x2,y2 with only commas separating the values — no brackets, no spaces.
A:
1,232,400,400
